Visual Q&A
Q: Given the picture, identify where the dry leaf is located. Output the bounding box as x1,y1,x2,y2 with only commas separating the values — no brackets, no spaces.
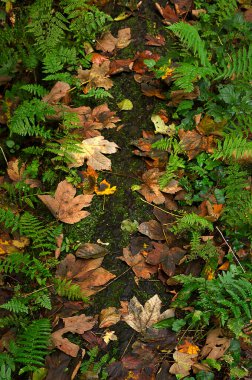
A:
137,168,166,204
77,61,113,91
52,314,95,357
7,158,25,181
38,180,93,224
103,330,118,344
42,81,70,104
155,2,179,24
146,243,186,276
200,328,231,360
119,246,157,279
68,136,119,170
0,234,29,255
169,351,198,378
145,33,165,46
96,28,131,52
123,294,174,333
138,220,165,240
174,0,193,15
179,129,216,160
99,307,121,328
56,253,116,296
168,87,200,107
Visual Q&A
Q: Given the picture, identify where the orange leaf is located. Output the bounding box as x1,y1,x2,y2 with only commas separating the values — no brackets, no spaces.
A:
218,261,230,271
95,179,117,195
178,340,200,355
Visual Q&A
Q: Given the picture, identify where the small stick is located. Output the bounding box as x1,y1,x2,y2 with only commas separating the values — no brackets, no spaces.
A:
140,197,181,218
0,146,8,165
216,226,245,273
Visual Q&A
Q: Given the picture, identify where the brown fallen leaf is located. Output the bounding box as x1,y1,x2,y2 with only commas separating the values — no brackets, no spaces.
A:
168,87,200,107
200,328,231,360
196,114,226,136
133,50,160,75
96,28,131,52
38,180,94,224
52,314,96,357
138,220,165,240
178,129,216,160
56,253,116,296
109,58,134,75
155,2,179,24
99,307,121,328
7,158,25,181
146,243,186,277
119,246,157,279
123,294,174,333
169,350,198,378
68,135,119,170
75,242,108,259
137,168,166,205
145,33,165,46
162,179,182,194
42,81,70,104
174,0,193,15
77,61,113,92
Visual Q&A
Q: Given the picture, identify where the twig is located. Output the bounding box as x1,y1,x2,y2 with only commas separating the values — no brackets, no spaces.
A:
96,267,131,293
121,332,135,358
216,226,245,273
0,146,8,165
140,197,181,218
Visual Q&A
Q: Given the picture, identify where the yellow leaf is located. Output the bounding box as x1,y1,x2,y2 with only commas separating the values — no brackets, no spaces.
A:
117,99,133,110
95,179,117,195
178,340,200,355
114,12,132,21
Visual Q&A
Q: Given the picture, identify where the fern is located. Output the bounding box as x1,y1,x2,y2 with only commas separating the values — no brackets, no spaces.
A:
217,46,252,80
80,88,113,100
173,63,215,92
10,318,51,374
159,154,185,189
189,232,219,261
0,315,21,329
168,22,209,66
216,0,237,23
171,213,213,235
0,209,20,231
21,84,48,98
0,298,29,314
9,99,54,138
54,278,88,301
213,134,252,161
43,72,73,83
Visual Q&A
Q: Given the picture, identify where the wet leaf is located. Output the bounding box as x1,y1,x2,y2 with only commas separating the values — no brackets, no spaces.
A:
137,168,166,205
200,328,231,360
151,115,176,135
77,61,113,91
99,307,121,328
146,243,186,276
119,246,157,279
145,34,165,46
42,82,70,104
38,180,94,224
178,129,216,160
0,234,29,255
68,136,119,170
75,243,108,259
123,294,174,333
7,158,25,181
52,314,96,357
155,3,179,24
196,115,226,136
96,28,131,52
117,99,133,110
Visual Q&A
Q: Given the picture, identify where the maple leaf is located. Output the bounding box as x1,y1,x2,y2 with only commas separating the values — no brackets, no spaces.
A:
75,242,108,259
155,2,179,24
38,180,94,224
200,328,231,360
52,314,96,357
119,246,157,279
169,351,198,378
42,81,70,104
137,168,166,205
96,28,131,52
95,179,117,195
99,307,121,328
56,253,116,296
178,129,216,160
77,61,113,92
68,135,119,170
138,220,165,240
123,294,174,333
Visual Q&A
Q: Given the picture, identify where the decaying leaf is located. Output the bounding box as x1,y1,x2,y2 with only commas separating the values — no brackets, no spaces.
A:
178,129,216,160
77,61,113,91
95,179,117,195
155,2,179,24
178,339,200,355
75,242,108,259
138,219,165,240
102,330,118,344
96,28,131,52
168,87,200,107
200,328,231,360
68,136,119,170
56,253,116,296
38,180,94,224
169,350,198,378
151,114,176,135
123,294,174,333
99,307,121,328
137,168,166,205
0,233,29,255
146,243,186,276
42,81,70,104
7,158,25,181
117,99,133,110
119,246,157,279
52,314,96,357
145,33,165,46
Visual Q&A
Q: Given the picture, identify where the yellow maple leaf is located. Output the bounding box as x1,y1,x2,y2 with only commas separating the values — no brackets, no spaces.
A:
95,179,117,195
178,340,200,355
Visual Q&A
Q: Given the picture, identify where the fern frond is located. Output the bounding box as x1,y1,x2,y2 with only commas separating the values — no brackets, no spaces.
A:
213,134,252,161
173,63,215,92
80,88,113,100
54,278,88,301
217,45,252,80
9,99,54,137
0,298,29,314
0,315,20,329
11,318,51,374
43,72,73,83
21,84,48,98
171,213,213,234
0,209,20,231
159,154,185,189
168,22,209,66
216,0,237,23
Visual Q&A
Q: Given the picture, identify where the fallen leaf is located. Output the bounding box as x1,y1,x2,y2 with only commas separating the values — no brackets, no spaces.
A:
103,330,118,344
109,58,134,75
200,328,231,360
96,28,131,52
162,179,183,194
38,180,94,224
77,61,113,92
7,158,25,181
155,3,179,24
169,351,198,378
146,243,186,276
117,28,132,49
55,233,64,259
78,166,98,194
168,87,200,107
174,0,193,15
244,8,252,22
56,253,116,296
99,307,121,328
52,314,96,357
119,246,157,279
123,295,174,333
95,179,117,195
0,234,29,255
178,340,200,355
42,81,70,104
138,220,165,240
218,261,230,271
117,99,133,110
75,243,108,259
196,114,226,136
68,136,119,170
133,50,160,74
145,33,165,46
151,114,176,135
137,168,166,205
178,129,216,160
91,52,109,64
